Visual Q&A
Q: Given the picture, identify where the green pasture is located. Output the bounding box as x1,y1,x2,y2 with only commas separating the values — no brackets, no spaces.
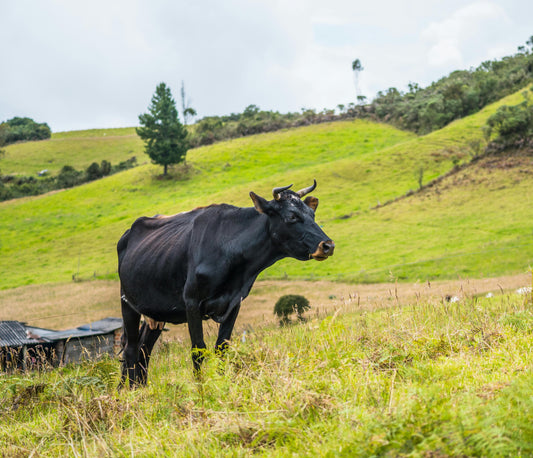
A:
1,89,532,290
1,290,532,456
1,127,141,176
0,119,412,289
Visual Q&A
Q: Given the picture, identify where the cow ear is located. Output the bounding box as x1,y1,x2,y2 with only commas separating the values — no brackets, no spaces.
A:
250,192,271,214
304,195,319,212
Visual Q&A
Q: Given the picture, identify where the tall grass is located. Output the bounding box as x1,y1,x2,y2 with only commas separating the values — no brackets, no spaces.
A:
1,288,532,456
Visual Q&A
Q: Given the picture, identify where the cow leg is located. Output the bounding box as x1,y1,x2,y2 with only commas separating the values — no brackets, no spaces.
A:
215,303,241,356
137,321,164,385
120,296,141,388
185,304,206,373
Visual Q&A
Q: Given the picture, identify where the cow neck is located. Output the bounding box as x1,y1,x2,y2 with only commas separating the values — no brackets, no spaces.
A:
238,207,284,271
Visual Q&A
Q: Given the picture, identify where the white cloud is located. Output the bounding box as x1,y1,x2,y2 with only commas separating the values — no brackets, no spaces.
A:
422,1,510,69
426,39,463,67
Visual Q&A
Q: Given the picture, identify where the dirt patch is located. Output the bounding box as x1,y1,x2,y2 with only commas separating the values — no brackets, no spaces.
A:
480,153,533,170
0,273,530,343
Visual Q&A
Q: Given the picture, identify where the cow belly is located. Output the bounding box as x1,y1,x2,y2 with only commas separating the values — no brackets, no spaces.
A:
141,300,188,324
140,305,188,325
122,288,188,324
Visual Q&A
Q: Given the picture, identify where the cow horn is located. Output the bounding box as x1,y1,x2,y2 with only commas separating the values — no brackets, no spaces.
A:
296,179,317,198
272,184,293,200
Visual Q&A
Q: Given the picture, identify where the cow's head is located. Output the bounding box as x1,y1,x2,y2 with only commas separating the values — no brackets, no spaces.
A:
250,180,335,261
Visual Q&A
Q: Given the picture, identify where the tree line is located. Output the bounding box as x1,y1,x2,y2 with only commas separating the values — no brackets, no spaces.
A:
189,105,340,147
367,37,533,134
0,117,51,146
189,36,533,143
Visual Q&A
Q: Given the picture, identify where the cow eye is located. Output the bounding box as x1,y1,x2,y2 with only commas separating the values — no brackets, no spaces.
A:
286,213,300,223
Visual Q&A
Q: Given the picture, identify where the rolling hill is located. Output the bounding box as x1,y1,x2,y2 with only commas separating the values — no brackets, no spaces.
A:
0,88,532,293
0,127,141,176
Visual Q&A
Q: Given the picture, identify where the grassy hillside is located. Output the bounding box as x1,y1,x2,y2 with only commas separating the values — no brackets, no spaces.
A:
1,88,532,291
1,127,141,176
1,289,532,456
0,120,413,289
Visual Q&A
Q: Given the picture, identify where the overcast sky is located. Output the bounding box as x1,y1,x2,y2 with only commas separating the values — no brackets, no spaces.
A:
1,0,532,132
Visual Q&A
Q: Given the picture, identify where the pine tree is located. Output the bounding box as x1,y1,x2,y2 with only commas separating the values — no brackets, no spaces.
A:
137,82,188,175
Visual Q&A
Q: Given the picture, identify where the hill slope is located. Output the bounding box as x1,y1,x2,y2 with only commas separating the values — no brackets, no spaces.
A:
1,89,532,290
1,128,141,176
0,120,412,289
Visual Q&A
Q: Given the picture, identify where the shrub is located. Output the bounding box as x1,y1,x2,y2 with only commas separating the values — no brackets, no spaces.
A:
0,179,12,200
489,104,530,141
86,162,102,181
484,89,533,152
112,156,137,173
367,45,533,134
274,294,310,325
85,160,112,181
57,165,83,189
100,160,112,176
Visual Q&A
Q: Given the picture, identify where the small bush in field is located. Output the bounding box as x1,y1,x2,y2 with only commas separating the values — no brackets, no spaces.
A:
274,294,310,325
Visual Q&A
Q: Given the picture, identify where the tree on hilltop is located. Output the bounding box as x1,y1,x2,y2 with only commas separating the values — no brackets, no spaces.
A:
180,80,197,126
352,58,364,103
137,82,188,176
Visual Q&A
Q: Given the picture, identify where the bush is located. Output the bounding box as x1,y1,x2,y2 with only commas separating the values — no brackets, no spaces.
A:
86,162,103,181
57,165,83,189
484,89,533,152
100,160,112,176
112,156,137,173
274,294,310,325
0,179,12,200
188,106,345,147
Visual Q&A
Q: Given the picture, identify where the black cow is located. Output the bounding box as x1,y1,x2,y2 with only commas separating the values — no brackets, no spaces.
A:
117,180,334,387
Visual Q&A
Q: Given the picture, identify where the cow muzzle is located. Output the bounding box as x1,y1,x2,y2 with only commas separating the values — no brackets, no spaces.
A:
310,240,335,261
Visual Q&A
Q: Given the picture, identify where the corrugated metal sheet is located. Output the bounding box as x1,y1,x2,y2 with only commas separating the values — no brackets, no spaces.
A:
0,321,41,347
1,318,122,348
25,317,122,340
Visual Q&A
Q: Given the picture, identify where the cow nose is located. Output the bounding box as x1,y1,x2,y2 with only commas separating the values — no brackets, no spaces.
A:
311,240,335,260
322,240,335,256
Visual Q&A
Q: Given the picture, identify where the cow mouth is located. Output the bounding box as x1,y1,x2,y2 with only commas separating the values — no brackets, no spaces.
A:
311,254,329,261
310,240,335,261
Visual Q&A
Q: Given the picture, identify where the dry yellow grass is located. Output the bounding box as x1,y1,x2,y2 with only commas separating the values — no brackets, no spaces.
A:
0,274,529,342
